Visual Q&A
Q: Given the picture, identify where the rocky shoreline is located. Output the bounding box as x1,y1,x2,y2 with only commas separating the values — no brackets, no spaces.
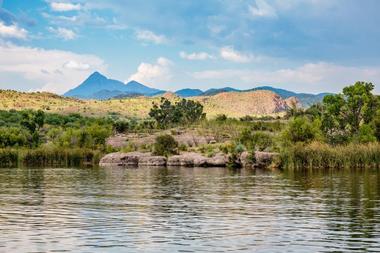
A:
99,151,279,169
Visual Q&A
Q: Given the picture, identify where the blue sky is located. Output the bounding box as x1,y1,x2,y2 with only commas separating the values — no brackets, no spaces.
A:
0,0,379,94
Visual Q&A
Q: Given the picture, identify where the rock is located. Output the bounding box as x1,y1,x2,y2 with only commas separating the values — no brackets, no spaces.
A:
167,152,227,167
240,151,253,167
254,151,279,168
167,152,205,167
206,153,228,167
99,152,150,166
138,156,167,166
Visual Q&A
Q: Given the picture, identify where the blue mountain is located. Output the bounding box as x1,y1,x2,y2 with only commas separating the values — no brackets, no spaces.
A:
64,72,163,99
202,87,239,96
175,88,204,97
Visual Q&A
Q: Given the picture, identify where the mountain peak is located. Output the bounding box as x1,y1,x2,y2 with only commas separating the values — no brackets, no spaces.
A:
87,71,107,80
64,73,163,99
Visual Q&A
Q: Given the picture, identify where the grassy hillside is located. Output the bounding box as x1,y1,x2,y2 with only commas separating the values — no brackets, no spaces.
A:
0,89,291,118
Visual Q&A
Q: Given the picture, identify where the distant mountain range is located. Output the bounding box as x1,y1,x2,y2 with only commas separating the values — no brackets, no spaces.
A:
64,71,331,106
64,72,163,99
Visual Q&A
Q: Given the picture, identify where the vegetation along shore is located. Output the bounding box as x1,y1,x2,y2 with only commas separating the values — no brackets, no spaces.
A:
0,81,379,170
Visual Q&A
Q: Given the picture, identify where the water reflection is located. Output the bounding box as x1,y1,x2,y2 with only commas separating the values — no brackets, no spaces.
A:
0,167,379,252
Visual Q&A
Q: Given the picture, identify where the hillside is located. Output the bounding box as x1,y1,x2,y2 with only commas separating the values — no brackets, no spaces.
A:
0,89,294,119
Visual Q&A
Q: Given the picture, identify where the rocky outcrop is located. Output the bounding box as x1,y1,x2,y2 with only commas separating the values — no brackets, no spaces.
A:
167,152,208,167
138,156,167,166
206,153,229,167
240,151,253,167
253,151,280,169
99,152,150,166
99,151,278,169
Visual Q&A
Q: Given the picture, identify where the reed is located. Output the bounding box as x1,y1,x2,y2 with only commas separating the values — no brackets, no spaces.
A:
0,148,102,168
281,142,380,171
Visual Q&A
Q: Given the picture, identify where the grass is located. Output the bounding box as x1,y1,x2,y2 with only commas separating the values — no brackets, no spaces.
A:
0,90,285,119
0,148,102,168
281,142,380,171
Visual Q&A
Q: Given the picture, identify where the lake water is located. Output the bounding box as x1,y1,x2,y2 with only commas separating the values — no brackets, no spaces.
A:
0,167,379,253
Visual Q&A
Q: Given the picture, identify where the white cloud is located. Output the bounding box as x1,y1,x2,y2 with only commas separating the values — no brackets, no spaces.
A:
63,60,90,70
0,42,106,94
193,62,380,93
0,22,27,39
48,27,77,40
249,0,277,18
136,30,168,44
220,46,253,63
50,2,82,12
127,57,172,85
180,51,214,61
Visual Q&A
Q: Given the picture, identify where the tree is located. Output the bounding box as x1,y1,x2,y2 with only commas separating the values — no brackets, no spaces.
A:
342,82,377,133
321,81,378,143
149,97,205,128
175,99,205,124
153,134,178,157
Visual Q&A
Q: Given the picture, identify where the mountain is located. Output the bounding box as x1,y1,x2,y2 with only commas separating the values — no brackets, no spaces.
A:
247,86,331,106
200,85,330,107
64,71,329,106
198,90,295,118
64,72,163,99
202,87,240,96
175,88,203,97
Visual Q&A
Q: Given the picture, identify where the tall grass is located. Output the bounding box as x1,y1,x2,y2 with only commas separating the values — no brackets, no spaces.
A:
0,148,102,168
281,142,380,171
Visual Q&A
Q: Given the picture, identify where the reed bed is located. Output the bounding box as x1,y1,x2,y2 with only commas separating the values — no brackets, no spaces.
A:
281,142,380,171
0,148,102,168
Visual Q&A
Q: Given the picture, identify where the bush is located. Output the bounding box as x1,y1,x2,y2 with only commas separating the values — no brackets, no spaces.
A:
153,134,178,157
353,124,377,143
282,117,321,144
113,120,129,133
238,129,274,151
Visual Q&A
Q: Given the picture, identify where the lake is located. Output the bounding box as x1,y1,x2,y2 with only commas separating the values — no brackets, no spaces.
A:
0,167,379,253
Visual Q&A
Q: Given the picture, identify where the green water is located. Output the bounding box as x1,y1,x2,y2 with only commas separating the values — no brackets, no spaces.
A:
0,167,379,252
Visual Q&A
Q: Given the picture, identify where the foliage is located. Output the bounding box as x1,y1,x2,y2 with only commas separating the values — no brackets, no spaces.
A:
0,127,31,148
238,129,274,151
149,98,205,128
281,142,380,170
321,82,378,143
153,134,178,157
282,117,321,144
352,124,377,143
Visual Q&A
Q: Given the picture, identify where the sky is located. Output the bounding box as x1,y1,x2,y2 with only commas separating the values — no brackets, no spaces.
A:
0,0,380,94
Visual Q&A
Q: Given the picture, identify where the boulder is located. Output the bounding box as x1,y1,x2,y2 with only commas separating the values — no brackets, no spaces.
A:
240,151,253,167
206,153,228,167
167,152,206,167
167,152,227,167
253,151,279,168
99,152,150,166
138,156,167,166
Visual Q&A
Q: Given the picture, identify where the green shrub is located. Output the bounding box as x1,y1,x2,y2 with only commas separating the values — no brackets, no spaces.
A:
353,124,377,143
238,129,274,151
153,134,178,157
282,117,321,144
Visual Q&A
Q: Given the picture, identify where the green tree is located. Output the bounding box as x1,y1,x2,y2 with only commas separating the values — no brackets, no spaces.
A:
283,116,320,144
153,134,178,157
321,81,378,143
149,98,205,128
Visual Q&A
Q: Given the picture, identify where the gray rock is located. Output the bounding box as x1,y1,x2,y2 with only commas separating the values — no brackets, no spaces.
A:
254,151,279,168
206,153,228,167
99,152,150,166
138,156,167,166
240,151,253,167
